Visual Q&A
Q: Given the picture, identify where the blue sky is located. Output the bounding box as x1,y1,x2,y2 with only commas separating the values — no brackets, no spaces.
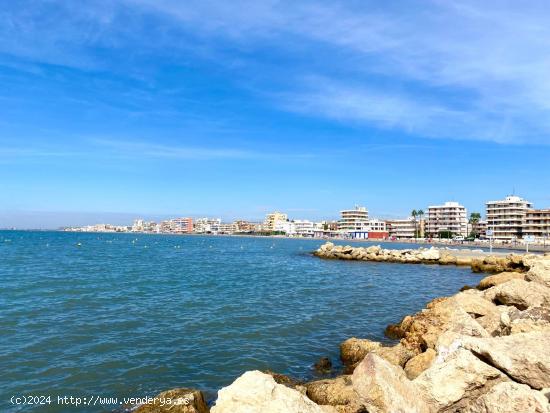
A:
1,0,549,228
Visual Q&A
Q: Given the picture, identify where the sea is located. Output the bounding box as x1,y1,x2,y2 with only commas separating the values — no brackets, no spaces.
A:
0,231,486,412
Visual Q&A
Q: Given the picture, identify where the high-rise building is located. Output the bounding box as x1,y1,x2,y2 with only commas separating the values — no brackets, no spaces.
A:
486,195,533,241
338,206,369,238
160,217,193,233
426,202,467,237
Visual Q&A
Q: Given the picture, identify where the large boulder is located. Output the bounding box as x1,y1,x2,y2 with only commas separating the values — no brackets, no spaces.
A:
418,247,440,261
462,331,550,390
484,279,550,310
340,338,381,366
414,348,508,412
477,272,526,290
351,353,430,413
526,257,550,288
135,388,209,413
453,290,500,318
373,342,416,368
462,382,550,413
404,349,436,380
399,297,489,352
211,371,335,413
503,307,550,334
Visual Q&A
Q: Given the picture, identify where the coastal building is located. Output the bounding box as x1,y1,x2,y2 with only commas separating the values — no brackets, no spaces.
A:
426,202,468,237
524,209,550,241
386,218,416,239
486,195,533,241
274,220,295,235
217,223,237,234
470,219,488,239
338,206,369,238
131,219,157,232
194,218,222,234
161,217,193,233
233,220,257,233
263,212,288,231
294,220,315,237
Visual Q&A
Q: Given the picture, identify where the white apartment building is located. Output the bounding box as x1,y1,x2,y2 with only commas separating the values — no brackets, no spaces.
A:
217,223,237,234
274,220,295,235
338,206,369,232
264,212,288,231
426,201,468,237
294,220,315,237
368,219,387,232
194,218,221,233
486,196,533,241
386,218,416,239
523,209,550,241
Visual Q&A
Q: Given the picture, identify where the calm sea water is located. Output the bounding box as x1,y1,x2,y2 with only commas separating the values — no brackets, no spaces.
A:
0,231,484,412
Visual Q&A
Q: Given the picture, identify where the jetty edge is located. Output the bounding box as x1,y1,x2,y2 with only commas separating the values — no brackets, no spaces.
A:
134,248,550,413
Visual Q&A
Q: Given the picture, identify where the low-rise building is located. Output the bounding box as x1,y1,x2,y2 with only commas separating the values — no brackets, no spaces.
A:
160,217,193,233
217,223,237,234
486,195,533,241
426,201,468,237
233,220,257,233
294,220,315,237
194,218,221,233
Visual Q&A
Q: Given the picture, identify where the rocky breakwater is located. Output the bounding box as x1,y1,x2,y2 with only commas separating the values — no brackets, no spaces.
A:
314,242,532,273
133,253,550,413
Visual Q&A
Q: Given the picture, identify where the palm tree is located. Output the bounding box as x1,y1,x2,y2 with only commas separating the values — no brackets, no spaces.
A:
411,210,418,241
469,212,481,238
417,209,424,238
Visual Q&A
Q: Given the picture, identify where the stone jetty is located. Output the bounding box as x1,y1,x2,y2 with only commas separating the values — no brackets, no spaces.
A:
134,250,550,413
314,242,532,274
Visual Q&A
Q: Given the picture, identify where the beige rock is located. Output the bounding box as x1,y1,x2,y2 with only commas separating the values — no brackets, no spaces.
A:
339,337,381,366
526,257,550,288
477,306,512,336
400,297,489,351
418,248,440,261
352,353,430,413
211,371,335,413
462,331,550,390
414,348,507,412
477,272,526,290
135,388,209,413
454,290,500,318
484,279,550,310
305,376,361,411
404,349,436,379
506,307,550,334
373,342,417,368
463,382,550,413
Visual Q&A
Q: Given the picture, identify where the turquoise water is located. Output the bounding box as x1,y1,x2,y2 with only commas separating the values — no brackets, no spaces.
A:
0,231,484,412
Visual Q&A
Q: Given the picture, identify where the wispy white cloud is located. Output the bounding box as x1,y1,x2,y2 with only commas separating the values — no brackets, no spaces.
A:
2,1,550,144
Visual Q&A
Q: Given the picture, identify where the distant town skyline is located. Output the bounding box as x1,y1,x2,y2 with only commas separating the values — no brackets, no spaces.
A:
1,1,550,229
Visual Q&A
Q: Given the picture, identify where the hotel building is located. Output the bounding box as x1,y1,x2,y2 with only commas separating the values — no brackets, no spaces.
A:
293,220,315,237
426,202,468,237
486,196,533,241
160,217,193,233
338,206,370,239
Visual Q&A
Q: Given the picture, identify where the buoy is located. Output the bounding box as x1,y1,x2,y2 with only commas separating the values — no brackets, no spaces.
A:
76,242,82,247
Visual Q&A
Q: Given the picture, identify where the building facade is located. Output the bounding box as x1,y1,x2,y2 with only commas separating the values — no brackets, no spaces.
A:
263,212,288,231
426,202,468,237
160,217,193,233
486,196,533,241
524,209,550,241
293,220,315,237
386,218,416,239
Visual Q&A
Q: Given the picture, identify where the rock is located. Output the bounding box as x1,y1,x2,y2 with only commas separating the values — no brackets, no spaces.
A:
340,338,381,366
484,279,550,310
456,257,473,266
352,353,430,413
526,257,550,288
477,272,526,290
454,290,500,318
414,348,508,412
135,388,209,413
439,252,458,265
211,371,335,413
462,382,550,413
404,349,436,379
314,357,333,374
462,331,550,390
476,305,512,336
418,247,440,261
373,342,416,368
264,370,302,388
399,297,489,352
305,376,362,411
506,307,550,334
